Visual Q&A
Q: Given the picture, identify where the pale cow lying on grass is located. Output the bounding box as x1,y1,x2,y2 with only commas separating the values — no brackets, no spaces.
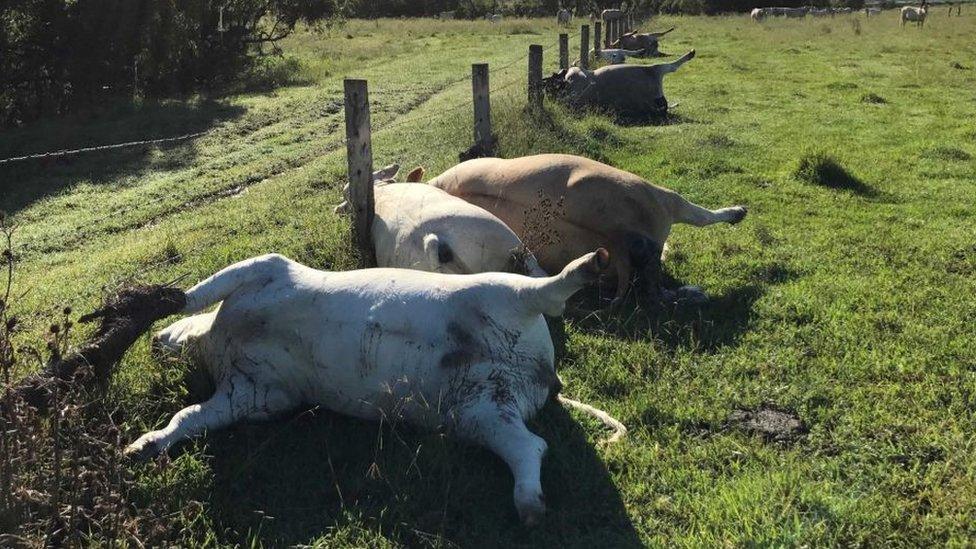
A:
429,153,748,305
486,13,503,23
582,47,645,65
901,4,927,26
544,49,696,117
128,248,621,525
610,27,675,57
334,165,546,276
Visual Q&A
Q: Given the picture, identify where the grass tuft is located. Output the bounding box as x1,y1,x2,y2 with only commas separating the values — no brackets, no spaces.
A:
860,92,887,104
793,151,873,195
926,146,971,161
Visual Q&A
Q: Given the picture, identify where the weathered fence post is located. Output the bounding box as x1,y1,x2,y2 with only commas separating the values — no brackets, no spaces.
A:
594,21,602,56
528,44,543,110
559,33,569,70
471,63,492,154
580,25,590,69
343,78,375,268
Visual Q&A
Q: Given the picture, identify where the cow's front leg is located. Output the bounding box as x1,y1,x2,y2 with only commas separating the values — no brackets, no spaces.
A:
125,377,293,460
455,402,548,526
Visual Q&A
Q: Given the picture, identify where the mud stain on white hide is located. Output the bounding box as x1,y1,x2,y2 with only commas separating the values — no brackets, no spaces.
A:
359,321,383,376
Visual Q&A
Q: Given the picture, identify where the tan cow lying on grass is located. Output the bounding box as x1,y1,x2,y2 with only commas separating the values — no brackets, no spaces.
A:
544,50,696,117
429,154,747,305
130,248,621,525
335,165,546,276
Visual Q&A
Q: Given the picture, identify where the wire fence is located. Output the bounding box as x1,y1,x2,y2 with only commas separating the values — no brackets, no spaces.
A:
10,25,597,309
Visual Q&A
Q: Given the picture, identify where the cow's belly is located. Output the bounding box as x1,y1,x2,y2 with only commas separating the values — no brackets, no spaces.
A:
198,292,556,429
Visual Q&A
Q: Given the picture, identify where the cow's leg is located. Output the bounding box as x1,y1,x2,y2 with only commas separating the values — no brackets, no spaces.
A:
657,49,695,75
454,402,548,526
624,232,666,303
671,194,747,227
125,377,293,460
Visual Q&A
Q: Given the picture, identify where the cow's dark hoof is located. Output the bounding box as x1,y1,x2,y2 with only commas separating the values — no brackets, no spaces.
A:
124,439,161,462
728,206,748,224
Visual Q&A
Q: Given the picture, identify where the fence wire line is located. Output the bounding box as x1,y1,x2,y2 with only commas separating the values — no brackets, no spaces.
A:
15,27,585,302
0,27,574,166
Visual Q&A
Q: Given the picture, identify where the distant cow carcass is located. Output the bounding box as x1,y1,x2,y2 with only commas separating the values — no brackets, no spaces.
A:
429,154,748,305
587,48,645,65
486,13,503,23
610,27,674,56
544,49,696,118
557,8,572,25
335,165,546,276
136,247,619,525
439,10,455,20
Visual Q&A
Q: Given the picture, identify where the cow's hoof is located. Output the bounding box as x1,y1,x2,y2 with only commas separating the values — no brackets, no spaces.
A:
728,206,748,224
519,506,546,528
124,439,161,462
676,285,709,305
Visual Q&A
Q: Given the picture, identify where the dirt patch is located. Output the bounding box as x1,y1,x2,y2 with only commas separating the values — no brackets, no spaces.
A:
727,404,807,443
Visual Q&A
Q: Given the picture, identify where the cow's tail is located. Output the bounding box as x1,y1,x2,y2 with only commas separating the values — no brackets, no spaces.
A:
650,26,675,37
558,394,627,443
183,253,291,314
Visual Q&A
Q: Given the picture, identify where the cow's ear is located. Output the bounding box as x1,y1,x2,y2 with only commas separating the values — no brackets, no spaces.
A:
406,166,425,182
423,233,453,270
372,163,400,181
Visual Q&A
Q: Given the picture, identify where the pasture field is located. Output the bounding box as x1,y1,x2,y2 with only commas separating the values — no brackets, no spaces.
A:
2,10,976,547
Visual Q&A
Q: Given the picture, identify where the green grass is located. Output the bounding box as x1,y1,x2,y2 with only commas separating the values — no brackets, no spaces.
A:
3,10,976,547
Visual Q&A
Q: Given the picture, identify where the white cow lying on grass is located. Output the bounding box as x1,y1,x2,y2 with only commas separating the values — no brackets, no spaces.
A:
128,248,620,525
335,165,546,276
584,47,645,65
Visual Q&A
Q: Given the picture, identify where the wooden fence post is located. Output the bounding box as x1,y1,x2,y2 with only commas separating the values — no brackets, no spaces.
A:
528,44,543,110
594,21,602,56
471,63,492,154
559,33,569,70
343,79,375,268
580,24,590,70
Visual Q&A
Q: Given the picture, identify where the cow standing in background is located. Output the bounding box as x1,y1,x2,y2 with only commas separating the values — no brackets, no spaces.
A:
901,1,928,26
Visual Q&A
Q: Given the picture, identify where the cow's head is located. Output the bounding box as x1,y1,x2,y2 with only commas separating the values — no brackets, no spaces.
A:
421,236,547,277
333,164,424,214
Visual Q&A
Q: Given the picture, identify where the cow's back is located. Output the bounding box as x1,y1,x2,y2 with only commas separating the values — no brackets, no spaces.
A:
429,154,675,273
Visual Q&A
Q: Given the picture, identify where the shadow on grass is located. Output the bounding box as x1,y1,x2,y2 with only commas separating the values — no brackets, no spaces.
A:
564,263,800,352
0,99,245,215
202,403,641,547
793,151,876,197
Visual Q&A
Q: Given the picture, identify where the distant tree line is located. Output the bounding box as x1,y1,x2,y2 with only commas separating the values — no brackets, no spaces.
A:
2,0,864,127
0,0,338,127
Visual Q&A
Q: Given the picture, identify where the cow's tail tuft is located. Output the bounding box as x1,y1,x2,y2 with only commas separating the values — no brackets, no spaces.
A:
558,394,628,443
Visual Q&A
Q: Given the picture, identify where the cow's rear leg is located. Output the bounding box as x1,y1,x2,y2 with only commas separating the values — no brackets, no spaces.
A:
625,233,667,303
153,311,217,354
125,377,293,460
671,194,747,227
454,403,548,526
